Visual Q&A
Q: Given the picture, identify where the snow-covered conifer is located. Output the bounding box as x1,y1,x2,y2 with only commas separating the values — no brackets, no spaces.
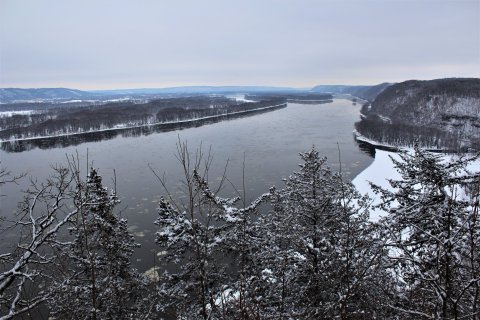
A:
49,168,149,320
374,145,480,318
258,148,393,318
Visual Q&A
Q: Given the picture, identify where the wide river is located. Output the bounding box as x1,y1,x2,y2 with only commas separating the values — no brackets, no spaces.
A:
0,99,374,271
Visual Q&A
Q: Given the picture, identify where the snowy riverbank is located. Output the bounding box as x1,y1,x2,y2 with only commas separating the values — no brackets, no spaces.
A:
353,130,403,152
352,149,480,221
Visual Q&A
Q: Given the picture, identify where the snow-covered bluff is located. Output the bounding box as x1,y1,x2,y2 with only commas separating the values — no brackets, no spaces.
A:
361,78,480,149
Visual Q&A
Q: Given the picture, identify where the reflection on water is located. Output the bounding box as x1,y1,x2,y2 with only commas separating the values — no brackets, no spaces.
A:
354,140,376,157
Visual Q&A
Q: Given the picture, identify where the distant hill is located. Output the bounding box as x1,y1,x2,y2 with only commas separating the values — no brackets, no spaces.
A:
311,83,391,101
0,88,92,103
91,86,303,95
0,86,303,103
355,78,480,151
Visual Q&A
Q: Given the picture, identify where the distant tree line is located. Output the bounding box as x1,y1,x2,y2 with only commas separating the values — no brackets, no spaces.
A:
155,99,284,123
0,97,285,141
245,93,333,102
1,143,479,319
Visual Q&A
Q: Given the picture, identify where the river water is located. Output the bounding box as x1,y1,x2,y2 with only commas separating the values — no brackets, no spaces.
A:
0,99,374,271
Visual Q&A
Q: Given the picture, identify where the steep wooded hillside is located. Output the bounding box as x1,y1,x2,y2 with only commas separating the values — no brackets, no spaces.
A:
356,78,480,150
312,82,391,101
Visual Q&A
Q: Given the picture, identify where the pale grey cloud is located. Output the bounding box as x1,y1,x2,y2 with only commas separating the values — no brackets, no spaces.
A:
1,0,478,89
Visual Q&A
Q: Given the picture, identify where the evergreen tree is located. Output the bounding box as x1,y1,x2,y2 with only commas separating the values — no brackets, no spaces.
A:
374,145,480,319
49,168,149,320
260,148,393,318
193,170,268,319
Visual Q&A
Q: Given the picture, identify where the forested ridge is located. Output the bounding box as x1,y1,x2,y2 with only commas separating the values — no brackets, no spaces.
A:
355,78,480,151
1,143,479,319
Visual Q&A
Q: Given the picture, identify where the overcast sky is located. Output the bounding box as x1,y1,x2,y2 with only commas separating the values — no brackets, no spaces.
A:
0,0,479,89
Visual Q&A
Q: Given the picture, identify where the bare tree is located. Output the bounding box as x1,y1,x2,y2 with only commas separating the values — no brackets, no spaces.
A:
0,163,26,188
151,139,267,319
0,164,79,320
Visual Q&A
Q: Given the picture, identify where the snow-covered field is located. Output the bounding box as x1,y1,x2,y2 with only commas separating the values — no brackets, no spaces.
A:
226,94,255,103
353,149,480,221
0,110,35,117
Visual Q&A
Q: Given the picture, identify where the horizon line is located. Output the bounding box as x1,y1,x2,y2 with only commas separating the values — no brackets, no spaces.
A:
1,76,479,91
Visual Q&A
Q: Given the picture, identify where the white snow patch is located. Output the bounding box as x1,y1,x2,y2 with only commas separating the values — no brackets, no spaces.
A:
104,97,133,102
227,94,255,103
352,150,402,221
378,114,392,124
156,250,168,257
293,251,307,261
261,268,277,283
0,110,35,117
143,266,160,281
208,288,240,309
223,206,235,214
60,100,83,103
224,214,239,222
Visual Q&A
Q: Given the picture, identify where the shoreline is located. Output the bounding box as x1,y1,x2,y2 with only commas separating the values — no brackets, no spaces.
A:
352,130,401,152
1,103,286,144
352,130,457,153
